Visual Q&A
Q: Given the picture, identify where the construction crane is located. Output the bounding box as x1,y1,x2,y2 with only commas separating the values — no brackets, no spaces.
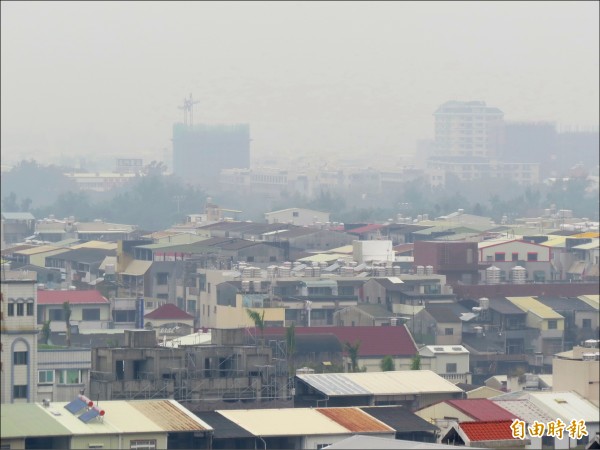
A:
178,93,201,127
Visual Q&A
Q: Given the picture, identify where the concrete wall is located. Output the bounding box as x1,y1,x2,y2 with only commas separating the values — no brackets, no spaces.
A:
553,358,600,406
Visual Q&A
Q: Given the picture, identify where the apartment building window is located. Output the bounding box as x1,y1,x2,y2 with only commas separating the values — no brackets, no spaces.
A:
495,252,506,262
13,351,28,365
38,370,54,384
16,303,24,316
445,328,454,335
527,252,538,262
582,319,592,329
49,309,64,321
26,302,34,316
548,320,558,330
56,369,82,384
446,363,457,373
130,440,156,450
512,253,519,261
82,308,100,321
156,273,169,285
13,385,27,399
246,256,255,262
7,303,14,316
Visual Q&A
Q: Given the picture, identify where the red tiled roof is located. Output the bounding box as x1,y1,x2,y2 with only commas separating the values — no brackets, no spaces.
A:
258,326,417,357
145,303,194,320
346,224,385,234
446,399,519,422
37,290,109,305
460,420,519,442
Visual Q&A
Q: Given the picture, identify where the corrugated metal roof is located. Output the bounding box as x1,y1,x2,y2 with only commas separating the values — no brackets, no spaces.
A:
298,253,351,263
14,245,63,255
316,407,394,433
99,256,117,271
445,399,518,421
528,391,600,423
297,370,463,397
0,403,72,438
506,296,564,320
578,295,599,309
217,408,350,436
491,399,554,424
325,435,485,449
194,411,254,439
1,212,36,220
359,406,439,433
572,240,600,250
71,241,119,250
130,400,212,432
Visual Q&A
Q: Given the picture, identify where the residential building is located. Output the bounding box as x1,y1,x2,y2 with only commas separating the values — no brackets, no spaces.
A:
414,241,480,285
411,305,463,345
506,296,565,366
294,370,464,409
90,329,291,412
440,420,529,448
418,345,471,384
0,212,36,246
265,208,330,227
260,325,418,373
143,303,195,339
432,101,504,159
415,398,517,425
478,239,553,282
37,290,111,332
36,347,92,402
45,247,117,289
553,342,600,407
0,270,38,403
333,303,399,327
0,399,213,450
172,122,250,187
216,407,395,450
536,296,599,347
64,171,138,192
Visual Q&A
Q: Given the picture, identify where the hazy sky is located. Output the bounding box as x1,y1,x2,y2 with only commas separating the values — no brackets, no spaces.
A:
1,1,599,167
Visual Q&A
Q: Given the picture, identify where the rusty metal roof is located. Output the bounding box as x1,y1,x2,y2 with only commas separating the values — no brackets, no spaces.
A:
130,400,212,432
316,407,394,433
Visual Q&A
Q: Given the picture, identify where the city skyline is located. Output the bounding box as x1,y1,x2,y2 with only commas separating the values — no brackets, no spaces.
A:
1,1,599,167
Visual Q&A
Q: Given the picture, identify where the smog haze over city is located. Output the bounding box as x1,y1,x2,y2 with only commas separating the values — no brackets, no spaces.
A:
1,1,599,167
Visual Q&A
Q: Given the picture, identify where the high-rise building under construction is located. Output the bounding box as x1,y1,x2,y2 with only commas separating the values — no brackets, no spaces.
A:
172,122,250,187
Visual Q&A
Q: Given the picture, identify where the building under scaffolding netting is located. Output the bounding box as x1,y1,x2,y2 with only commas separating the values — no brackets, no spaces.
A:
172,122,250,187
89,329,293,412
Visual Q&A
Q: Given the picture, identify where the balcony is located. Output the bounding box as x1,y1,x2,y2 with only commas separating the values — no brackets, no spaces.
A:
440,372,472,384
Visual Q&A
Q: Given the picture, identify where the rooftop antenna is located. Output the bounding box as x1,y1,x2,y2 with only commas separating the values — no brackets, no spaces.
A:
178,93,201,127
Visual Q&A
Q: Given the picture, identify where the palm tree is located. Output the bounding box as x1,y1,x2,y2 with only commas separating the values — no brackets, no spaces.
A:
41,320,52,345
344,340,361,373
285,323,296,375
63,302,72,348
246,309,265,345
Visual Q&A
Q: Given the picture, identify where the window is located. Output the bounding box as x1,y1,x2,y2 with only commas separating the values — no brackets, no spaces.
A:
246,256,254,262
13,385,27,399
494,252,506,262
292,211,299,217
527,252,538,262
156,273,168,285
7,303,14,316
38,370,54,384
512,252,519,262
269,256,277,262
49,309,64,321
13,351,28,365
582,319,592,329
56,369,82,384
548,320,557,330
130,440,156,450
16,303,24,316
145,301,153,308
26,302,33,316
446,363,457,373
486,255,493,262
82,308,100,321
445,327,454,335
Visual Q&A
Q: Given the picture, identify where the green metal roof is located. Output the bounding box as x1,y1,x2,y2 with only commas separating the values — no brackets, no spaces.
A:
0,403,72,438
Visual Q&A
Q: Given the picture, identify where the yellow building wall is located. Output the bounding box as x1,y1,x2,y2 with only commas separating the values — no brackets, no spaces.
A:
540,318,564,331
214,305,285,329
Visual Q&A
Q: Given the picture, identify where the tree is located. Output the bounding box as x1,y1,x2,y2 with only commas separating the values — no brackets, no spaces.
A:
344,340,361,373
246,309,265,344
41,320,52,345
285,323,296,375
380,355,395,372
63,302,72,348
410,354,421,370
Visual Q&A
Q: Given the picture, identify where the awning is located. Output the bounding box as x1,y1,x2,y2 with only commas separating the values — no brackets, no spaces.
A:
122,259,152,276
